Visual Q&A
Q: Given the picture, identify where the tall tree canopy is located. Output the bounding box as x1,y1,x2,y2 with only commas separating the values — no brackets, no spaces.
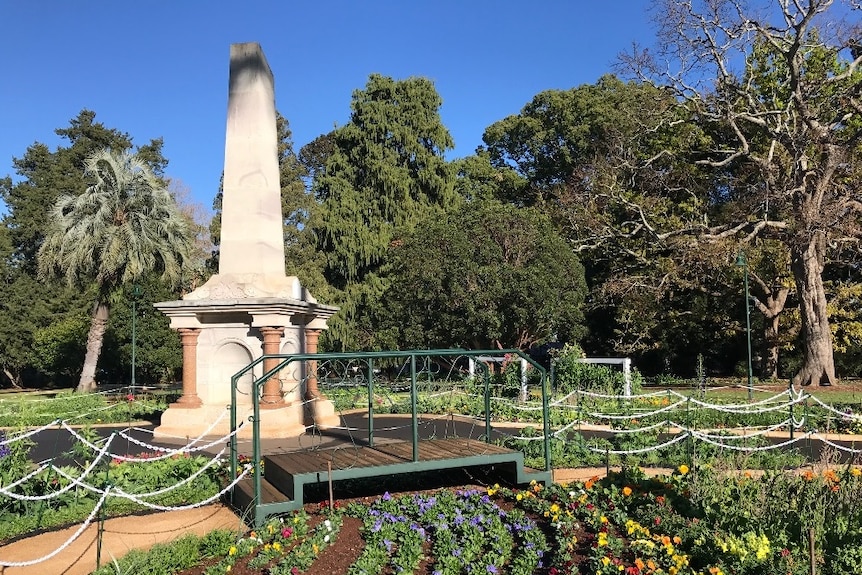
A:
625,0,862,385
309,74,457,350
381,200,587,351
0,111,172,388
481,77,739,373
37,149,195,392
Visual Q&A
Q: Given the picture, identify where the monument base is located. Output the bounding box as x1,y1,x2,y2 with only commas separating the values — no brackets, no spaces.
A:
304,397,341,430
154,403,307,441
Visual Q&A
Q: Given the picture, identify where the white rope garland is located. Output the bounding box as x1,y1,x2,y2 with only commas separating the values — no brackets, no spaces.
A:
686,389,792,410
585,399,687,420
584,433,690,455
50,446,226,499
0,488,111,567
684,419,795,440
570,388,680,401
0,434,115,500
0,463,50,491
110,465,251,511
60,410,234,462
689,430,812,452
0,420,61,445
808,395,862,421
811,432,862,453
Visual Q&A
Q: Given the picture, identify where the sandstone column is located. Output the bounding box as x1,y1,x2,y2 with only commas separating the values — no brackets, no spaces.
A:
173,329,202,407
260,327,285,406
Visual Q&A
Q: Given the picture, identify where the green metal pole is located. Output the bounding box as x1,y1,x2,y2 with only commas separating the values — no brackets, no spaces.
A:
411,354,418,462
484,366,492,442
541,370,551,473
744,265,753,400
230,374,238,496
130,284,142,390
367,359,374,448
253,376,262,524
789,379,795,441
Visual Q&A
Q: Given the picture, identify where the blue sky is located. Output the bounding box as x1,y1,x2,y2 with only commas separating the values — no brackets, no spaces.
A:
0,1,655,215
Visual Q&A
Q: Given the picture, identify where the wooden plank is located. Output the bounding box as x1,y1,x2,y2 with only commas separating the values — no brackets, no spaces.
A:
268,438,519,481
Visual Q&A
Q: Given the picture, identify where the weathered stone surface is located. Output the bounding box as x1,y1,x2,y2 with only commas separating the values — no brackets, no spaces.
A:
219,42,285,277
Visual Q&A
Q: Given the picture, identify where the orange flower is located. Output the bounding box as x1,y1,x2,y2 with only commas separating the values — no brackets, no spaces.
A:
803,470,815,481
622,486,633,496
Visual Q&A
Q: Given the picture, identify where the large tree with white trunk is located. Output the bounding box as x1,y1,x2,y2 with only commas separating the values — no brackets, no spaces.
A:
625,0,862,386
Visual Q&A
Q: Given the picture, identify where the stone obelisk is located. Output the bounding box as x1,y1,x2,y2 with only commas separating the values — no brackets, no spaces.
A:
153,43,339,440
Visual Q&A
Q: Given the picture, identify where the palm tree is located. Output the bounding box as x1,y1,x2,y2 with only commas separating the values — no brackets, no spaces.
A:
38,149,195,392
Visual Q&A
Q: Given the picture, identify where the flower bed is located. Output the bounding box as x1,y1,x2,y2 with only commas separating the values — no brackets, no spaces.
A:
106,463,862,575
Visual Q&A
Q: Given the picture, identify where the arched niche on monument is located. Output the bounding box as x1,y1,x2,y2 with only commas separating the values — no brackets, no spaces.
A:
279,338,302,403
213,341,255,406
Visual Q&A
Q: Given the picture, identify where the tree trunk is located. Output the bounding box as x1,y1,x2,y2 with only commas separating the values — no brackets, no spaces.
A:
790,234,836,386
763,314,780,380
77,301,110,393
2,367,23,389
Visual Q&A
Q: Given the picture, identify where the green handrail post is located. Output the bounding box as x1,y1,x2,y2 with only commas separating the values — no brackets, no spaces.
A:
253,373,262,516
789,380,794,441
411,353,418,462
484,365,492,442
686,396,693,468
229,373,239,497
367,358,375,447
541,368,552,472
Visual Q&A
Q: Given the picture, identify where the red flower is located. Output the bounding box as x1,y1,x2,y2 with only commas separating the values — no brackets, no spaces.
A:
654,517,661,526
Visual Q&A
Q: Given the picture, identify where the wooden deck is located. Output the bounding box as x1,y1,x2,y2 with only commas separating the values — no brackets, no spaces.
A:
231,437,549,525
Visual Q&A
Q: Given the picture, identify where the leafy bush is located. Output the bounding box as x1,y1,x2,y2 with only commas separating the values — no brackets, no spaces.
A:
90,530,238,575
551,344,643,395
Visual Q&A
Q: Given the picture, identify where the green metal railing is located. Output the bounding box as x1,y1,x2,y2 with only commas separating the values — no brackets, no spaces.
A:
228,349,552,509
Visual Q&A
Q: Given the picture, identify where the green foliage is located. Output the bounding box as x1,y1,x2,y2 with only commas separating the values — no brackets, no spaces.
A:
37,149,195,391
552,343,643,395
0,391,168,427
381,199,586,351
32,311,89,386
0,111,180,389
0,445,221,542
90,530,237,575
310,74,456,350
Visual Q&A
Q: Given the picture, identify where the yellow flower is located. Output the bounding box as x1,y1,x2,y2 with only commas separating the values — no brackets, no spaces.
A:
851,467,861,477
601,515,609,524
678,464,690,475
516,493,523,501
622,486,633,496
273,542,282,552
550,503,560,514
226,566,231,573
228,546,237,556
602,557,611,566
313,543,319,555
